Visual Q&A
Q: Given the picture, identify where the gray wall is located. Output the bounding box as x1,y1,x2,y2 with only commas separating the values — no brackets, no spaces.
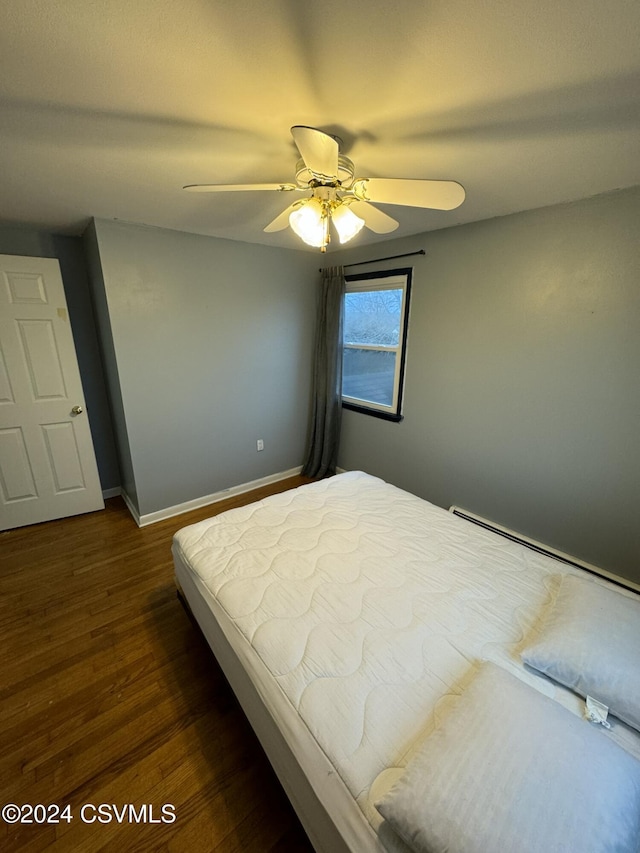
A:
83,222,136,504
5,188,637,582
334,186,640,584
87,219,317,517
0,223,120,492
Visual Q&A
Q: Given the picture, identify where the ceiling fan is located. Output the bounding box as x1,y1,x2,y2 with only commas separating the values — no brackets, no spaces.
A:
184,126,465,252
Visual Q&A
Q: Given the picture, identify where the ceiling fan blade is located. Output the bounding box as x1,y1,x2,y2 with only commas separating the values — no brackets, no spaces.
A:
183,182,298,193
291,126,339,183
347,200,399,234
352,178,465,210
263,201,304,233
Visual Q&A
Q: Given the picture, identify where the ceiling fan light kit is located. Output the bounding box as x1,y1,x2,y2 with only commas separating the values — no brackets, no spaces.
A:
184,126,465,252
289,188,366,250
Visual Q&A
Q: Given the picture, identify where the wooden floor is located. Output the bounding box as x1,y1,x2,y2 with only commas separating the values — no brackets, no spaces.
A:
0,476,316,852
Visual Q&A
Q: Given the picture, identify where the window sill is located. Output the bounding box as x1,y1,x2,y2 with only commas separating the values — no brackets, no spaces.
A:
342,401,404,422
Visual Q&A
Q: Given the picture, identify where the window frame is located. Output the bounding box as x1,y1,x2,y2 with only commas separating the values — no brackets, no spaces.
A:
341,267,412,422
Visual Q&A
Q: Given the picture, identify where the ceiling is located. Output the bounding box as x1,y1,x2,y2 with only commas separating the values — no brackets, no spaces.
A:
1,0,639,252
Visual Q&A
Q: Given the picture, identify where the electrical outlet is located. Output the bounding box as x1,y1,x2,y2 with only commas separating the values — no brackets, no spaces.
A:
256,439,264,451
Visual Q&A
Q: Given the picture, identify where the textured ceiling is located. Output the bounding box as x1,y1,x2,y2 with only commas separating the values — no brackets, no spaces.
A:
1,0,639,252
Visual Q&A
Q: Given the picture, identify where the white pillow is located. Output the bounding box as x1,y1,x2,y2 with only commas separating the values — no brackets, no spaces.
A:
521,574,640,731
375,662,640,853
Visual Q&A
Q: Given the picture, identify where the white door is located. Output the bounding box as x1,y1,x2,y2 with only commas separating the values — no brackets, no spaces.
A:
0,254,104,530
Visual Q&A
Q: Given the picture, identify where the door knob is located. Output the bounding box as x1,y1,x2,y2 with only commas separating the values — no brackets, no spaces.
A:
71,405,84,415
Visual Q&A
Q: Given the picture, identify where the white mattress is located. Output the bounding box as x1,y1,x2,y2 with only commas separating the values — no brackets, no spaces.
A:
172,471,640,852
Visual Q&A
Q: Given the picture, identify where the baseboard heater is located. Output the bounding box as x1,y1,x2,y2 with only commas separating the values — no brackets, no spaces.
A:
449,505,639,594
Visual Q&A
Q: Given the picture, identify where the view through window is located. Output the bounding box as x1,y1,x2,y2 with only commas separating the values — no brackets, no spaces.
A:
342,268,411,420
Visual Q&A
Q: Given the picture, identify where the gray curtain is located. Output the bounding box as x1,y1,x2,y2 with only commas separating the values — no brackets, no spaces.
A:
302,266,346,478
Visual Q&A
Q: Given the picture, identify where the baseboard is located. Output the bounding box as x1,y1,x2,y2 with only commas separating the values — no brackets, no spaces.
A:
120,489,141,526
102,487,122,499
128,467,304,528
450,505,640,594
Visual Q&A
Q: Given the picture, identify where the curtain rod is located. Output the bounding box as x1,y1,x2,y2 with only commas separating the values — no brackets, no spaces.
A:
320,249,425,271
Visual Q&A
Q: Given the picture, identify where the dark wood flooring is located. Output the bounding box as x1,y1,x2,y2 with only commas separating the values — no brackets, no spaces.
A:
0,476,316,852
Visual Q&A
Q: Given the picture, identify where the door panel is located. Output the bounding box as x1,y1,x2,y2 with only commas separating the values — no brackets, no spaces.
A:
0,254,104,529
18,319,68,400
5,270,48,304
0,426,38,501
41,422,86,492
0,345,14,403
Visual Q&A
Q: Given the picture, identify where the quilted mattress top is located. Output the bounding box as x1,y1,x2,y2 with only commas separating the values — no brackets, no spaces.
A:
172,471,640,848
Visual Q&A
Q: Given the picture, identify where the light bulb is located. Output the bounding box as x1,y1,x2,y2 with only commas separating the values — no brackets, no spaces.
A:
289,199,325,248
332,204,365,244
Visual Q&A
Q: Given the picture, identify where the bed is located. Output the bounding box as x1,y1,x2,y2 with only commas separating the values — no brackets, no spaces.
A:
172,471,640,853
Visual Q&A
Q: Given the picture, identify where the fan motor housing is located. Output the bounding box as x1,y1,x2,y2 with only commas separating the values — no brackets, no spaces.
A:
295,155,355,189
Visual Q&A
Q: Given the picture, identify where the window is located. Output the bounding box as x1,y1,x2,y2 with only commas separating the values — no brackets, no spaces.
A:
342,268,412,421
